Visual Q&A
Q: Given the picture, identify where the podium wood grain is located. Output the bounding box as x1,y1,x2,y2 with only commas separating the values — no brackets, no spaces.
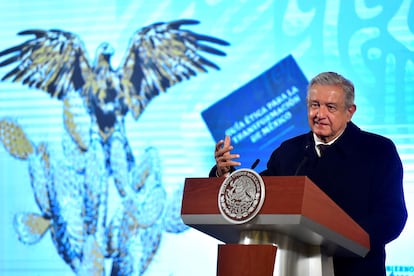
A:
181,176,369,257
217,244,277,276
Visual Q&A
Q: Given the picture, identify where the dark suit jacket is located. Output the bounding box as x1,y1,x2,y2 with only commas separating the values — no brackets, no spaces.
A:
259,122,407,275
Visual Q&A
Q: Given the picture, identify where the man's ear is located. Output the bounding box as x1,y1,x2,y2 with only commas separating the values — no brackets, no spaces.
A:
347,104,357,121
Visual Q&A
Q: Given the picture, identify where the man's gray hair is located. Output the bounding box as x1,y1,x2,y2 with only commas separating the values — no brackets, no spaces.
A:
308,72,355,108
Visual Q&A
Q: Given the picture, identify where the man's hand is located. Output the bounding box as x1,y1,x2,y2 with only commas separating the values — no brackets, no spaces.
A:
214,136,241,177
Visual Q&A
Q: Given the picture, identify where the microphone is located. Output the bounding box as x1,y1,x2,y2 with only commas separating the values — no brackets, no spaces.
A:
294,156,308,175
294,144,311,176
250,158,260,170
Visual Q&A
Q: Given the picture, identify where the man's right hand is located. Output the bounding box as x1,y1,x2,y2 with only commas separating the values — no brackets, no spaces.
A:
214,136,241,177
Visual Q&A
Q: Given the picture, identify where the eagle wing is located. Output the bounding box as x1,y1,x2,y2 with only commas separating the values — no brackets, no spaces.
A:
0,29,92,99
119,19,229,119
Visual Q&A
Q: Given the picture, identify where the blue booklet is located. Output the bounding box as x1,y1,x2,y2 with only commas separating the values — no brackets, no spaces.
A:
202,55,309,172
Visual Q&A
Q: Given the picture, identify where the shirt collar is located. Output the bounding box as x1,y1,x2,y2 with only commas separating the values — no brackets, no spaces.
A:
313,128,345,146
313,128,346,156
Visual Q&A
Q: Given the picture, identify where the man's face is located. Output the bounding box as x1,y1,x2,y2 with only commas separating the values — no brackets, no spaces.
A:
307,84,356,143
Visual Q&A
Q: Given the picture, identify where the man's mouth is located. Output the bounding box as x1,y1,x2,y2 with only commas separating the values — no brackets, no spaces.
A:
314,121,328,128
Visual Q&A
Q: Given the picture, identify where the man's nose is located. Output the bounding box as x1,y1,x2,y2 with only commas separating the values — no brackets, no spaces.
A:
316,105,328,117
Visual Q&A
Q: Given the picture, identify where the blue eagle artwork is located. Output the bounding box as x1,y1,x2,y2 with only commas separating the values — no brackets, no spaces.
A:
0,19,229,275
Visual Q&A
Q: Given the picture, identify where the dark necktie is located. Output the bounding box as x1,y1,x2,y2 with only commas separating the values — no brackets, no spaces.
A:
318,144,330,157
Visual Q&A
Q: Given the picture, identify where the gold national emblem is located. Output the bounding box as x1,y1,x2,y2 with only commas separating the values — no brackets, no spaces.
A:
218,168,265,224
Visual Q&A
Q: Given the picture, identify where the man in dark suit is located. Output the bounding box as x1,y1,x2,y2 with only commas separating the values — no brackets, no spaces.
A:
210,71,407,275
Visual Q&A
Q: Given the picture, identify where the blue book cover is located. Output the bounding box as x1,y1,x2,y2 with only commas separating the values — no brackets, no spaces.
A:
202,55,309,172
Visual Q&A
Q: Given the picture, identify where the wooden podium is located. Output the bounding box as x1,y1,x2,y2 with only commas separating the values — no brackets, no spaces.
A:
181,176,370,276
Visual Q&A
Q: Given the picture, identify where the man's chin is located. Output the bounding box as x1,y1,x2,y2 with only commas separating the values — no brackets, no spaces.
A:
313,130,329,140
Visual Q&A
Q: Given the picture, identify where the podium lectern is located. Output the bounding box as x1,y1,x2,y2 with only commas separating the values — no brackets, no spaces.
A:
181,176,370,276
